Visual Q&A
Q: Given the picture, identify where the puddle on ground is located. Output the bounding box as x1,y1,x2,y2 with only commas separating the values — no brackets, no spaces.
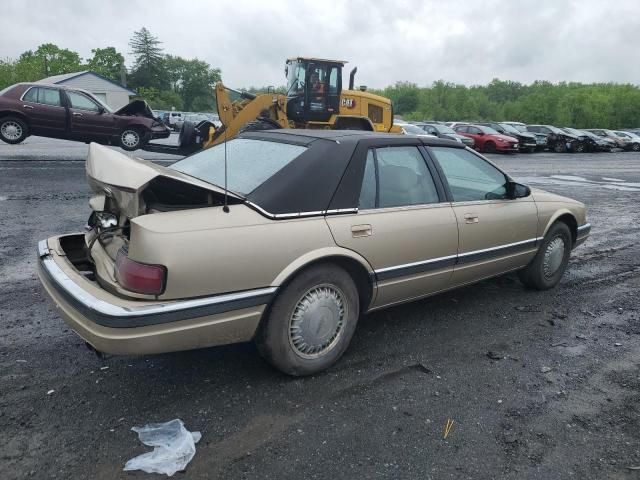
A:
518,175,640,192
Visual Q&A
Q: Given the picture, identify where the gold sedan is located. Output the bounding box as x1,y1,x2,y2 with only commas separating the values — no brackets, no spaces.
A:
38,130,590,375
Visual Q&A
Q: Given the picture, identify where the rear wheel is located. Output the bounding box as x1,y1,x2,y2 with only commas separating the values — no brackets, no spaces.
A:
119,127,146,151
574,142,586,153
484,141,497,153
518,222,572,290
256,264,360,376
0,116,29,144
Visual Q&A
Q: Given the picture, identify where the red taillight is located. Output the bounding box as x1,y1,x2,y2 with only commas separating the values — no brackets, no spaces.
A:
115,249,166,296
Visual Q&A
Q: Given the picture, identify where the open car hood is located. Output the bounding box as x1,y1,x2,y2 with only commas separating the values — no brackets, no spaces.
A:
114,99,155,118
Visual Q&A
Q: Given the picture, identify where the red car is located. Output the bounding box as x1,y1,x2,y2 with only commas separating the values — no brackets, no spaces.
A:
0,82,170,151
454,124,519,153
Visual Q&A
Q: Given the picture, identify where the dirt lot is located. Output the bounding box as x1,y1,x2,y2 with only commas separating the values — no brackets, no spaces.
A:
1,137,639,479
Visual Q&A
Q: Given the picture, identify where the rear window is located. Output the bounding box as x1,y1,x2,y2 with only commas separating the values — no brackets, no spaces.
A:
170,138,307,195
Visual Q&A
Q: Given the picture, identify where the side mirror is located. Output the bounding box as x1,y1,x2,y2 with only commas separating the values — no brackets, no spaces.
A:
477,131,484,136
98,106,105,114
507,181,531,199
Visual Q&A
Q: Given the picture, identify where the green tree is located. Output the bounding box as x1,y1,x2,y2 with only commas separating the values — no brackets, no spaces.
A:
86,47,125,82
15,43,82,80
128,27,165,89
135,87,184,111
164,55,221,110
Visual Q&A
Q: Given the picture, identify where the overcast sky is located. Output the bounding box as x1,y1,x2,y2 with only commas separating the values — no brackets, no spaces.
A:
1,0,639,88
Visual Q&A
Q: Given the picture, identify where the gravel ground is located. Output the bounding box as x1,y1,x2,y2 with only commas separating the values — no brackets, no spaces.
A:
0,137,639,479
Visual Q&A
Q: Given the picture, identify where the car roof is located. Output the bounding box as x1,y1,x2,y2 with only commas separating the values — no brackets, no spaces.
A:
241,129,463,147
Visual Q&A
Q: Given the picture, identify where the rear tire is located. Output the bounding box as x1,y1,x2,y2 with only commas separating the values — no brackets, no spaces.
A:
573,142,585,153
0,116,29,144
518,222,572,290
256,264,360,376
484,141,497,153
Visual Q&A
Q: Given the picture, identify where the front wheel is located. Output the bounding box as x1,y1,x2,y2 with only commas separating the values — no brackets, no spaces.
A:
0,116,29,144
483,141,497,153
518,222,572,290
631,142,640,152
256,264,360,376
119,127,146,151
553,141,567,153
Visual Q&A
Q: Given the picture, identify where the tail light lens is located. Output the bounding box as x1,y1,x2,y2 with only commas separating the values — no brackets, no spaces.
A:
115,248,166,296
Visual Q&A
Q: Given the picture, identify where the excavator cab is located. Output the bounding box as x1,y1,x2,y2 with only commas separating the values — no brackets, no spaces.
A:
285,57,344,123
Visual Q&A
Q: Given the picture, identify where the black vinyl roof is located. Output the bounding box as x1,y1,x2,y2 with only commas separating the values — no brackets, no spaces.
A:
237,130,462,217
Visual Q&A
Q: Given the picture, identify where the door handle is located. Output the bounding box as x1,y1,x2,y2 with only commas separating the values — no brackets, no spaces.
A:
72,112,83,117
464,213,479,224
22,104,34,109
351,224,372,238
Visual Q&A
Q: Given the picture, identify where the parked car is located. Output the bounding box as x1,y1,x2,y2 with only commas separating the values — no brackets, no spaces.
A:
613,131,640,151
567,129,615,151
560,127,603,152
414,122,475,147
453,124,519,153
585,129,632,150
527,125,580,153
501,122,548,151
477,122,537,153
395,122,436,137
168,111,185,131
0,82,170,150
37,130,590,375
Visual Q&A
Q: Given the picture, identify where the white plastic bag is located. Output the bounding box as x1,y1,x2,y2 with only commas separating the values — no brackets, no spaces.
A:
123,419,201,476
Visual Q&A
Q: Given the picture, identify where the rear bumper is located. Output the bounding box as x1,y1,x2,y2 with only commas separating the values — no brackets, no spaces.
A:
37,235,274,355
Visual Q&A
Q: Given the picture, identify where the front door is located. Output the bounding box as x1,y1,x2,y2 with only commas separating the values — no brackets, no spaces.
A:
64,90,116,141
326,145,459,309
20,86,68,138
427,146,539,286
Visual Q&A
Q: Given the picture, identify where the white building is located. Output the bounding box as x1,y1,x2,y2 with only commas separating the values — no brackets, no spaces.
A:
36,71,136,110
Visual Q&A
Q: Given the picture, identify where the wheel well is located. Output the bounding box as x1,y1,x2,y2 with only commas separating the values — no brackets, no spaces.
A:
333,116,374,131
258,256,374,335
555,214,577,245
0,110,30,126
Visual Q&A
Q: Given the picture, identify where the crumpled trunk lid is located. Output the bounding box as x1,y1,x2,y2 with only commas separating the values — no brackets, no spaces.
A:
85,143,242,296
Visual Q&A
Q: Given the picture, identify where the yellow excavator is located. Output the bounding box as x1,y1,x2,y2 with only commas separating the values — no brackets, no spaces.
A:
150,57,400,155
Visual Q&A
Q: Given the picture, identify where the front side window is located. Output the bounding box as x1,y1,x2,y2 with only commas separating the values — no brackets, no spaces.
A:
431,147,508,202
170,138,307,195
358,146,439,209
67,91,100,112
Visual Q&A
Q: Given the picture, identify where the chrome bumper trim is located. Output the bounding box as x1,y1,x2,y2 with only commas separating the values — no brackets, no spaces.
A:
38,243,276,328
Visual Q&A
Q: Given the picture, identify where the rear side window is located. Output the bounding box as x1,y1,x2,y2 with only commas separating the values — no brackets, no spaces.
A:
170,138,307,195
23,87,61,106
431,147,508,202
358,146,439,209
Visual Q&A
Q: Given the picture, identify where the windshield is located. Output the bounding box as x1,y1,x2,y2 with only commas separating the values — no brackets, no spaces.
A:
170,139,307,195
432,124,457,134
478,125,499,135
563,127,582,136
400,124,428,135
499,123,520,135
86,93,113,113
547,125,564,134
286,60,305,95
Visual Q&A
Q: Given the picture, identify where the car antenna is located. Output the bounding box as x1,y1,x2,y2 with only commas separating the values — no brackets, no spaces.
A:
222,105,230,213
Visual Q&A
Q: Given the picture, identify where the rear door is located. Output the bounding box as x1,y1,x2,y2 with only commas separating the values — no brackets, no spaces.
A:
428,146,539,286
64,90,116,140
326,143,459,309
20,86,67,138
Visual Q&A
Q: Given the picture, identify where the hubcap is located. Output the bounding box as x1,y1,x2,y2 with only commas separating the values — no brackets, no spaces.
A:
543,236,565,278
289,284,347,359
1,121,22,140
121,130,139,148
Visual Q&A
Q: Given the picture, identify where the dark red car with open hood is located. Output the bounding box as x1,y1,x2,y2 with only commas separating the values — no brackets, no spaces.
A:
0,82,170,150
